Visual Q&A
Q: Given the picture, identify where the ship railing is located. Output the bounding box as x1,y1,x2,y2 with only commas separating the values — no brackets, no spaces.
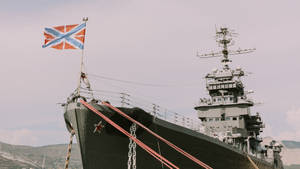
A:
147,108,204,133
82,89,205,133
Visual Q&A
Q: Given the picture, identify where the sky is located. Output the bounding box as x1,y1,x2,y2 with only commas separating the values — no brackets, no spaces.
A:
0,0,300,146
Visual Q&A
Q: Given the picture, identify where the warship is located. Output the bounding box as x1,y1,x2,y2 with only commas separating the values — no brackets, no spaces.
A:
63,27,284,169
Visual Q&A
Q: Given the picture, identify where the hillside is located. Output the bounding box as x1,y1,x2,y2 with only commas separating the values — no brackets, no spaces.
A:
0,140,299,169
281,140,300,169
282,140,300,149
0,141,82,169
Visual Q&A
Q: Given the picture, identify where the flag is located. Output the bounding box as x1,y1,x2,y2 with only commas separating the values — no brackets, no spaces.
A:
42,23,86,50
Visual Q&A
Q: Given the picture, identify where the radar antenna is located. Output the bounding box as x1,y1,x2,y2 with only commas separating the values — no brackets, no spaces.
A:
197,27,255,69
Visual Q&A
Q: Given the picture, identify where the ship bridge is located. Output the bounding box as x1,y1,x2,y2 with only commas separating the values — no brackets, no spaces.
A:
205,67,245,97
195,65,253,137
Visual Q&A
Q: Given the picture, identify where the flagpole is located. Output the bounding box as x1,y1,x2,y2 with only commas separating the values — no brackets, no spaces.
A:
77,17,88,96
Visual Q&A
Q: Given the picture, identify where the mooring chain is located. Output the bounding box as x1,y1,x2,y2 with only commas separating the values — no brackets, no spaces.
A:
132,123,137,169
127,137,133,169
128,123,137,169
64,129,75,169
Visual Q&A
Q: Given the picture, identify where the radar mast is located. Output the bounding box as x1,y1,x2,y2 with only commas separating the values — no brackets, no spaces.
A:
197,27,256,70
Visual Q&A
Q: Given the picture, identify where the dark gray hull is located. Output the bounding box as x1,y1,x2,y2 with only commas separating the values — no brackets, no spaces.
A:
64,102,277,169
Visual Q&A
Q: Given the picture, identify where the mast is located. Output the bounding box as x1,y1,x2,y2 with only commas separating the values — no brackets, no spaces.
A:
216,27,232,69
197,27,256,70
76,17,89,96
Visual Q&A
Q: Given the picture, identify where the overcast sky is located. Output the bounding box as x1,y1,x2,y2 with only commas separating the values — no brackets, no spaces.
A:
0,0,300,146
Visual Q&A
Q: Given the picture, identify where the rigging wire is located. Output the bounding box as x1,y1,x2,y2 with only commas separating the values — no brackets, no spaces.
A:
90,79,167,104
89,90,192,121
81,92,120,100
83,86,186,115
88,73,173,87
81,88,121,95
82,88,203,132
88,74,200,112
91,78,134,93
88,73,200,88
80,83,197,122
81,100,179,169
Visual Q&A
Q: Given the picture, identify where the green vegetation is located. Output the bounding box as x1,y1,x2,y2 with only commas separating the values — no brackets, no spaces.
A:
284,164,300,169
282,140,300,149
0,141,82,169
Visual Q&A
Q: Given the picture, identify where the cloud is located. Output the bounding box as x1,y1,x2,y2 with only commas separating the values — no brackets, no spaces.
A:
286,108,300,129
0,129,38,145
276,108,300,141
261,123,273,138
0,127,71,146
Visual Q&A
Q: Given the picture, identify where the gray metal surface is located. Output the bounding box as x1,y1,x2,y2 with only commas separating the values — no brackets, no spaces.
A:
64,102,275,169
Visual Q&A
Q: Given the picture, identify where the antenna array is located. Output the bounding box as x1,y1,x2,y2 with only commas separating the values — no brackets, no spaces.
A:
197,27,255,68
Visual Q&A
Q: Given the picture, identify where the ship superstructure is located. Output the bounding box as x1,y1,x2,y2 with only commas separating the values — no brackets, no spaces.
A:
195,27,283,167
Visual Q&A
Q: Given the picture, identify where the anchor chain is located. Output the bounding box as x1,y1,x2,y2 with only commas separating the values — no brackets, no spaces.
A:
128,123,137,169
64,130,75,169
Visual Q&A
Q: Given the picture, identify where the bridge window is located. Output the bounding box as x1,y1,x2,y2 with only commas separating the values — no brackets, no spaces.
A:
200,118,207,122
221,114,225,121
233,117,237,120
208,118,214,122
225,117,231,121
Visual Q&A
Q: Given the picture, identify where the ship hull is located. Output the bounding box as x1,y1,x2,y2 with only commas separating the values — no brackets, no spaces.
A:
64,102,276,169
